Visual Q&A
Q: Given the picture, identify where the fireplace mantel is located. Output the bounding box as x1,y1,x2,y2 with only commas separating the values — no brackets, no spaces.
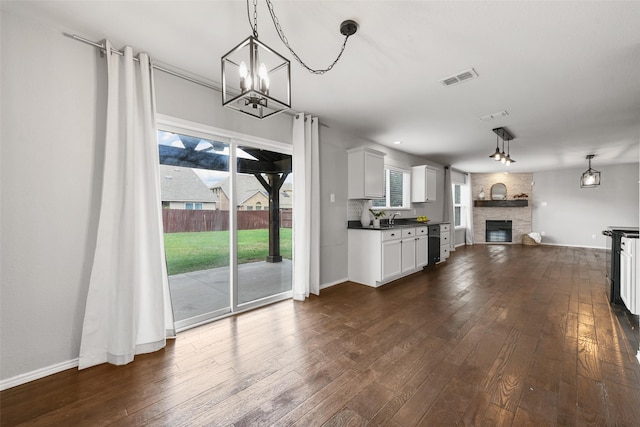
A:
474,200,528,208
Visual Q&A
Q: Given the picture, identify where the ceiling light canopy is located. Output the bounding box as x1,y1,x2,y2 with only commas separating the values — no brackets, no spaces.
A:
221,0,358,119
580,154,601,188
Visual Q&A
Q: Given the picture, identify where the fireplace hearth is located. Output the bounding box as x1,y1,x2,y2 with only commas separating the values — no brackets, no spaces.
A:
486,220,512,242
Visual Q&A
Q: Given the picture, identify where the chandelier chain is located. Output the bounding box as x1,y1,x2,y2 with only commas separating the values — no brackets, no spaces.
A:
263,0,352,75
246,0,259,38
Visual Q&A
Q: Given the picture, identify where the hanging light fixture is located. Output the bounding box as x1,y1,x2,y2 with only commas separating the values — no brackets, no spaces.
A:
500,138,507,164
489,133,502,160
490,127,515,165
580,154,601,188
505,139,516,166
221,0,358,119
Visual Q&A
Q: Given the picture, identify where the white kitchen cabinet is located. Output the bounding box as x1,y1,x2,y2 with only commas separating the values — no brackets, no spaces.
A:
416,226,429,268
620,237,638,314
411,165,437,203
348,147,386,199
439,223,451,262
348,227,429,287
401,228,417,273
382,239,402,281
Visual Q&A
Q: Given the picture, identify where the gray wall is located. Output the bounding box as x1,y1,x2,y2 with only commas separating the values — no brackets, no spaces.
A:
2,9,102,383
0,9,288,383
532,163,639,248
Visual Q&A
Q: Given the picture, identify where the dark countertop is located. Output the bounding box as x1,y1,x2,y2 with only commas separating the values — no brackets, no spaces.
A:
347,219,449,230
622,232,639,239
608,226,639,232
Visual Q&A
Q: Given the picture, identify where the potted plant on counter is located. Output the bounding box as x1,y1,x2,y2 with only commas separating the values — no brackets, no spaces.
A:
369,209,386,228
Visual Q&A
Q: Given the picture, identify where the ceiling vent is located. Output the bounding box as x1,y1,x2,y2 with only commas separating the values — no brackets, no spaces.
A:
440,68,479,87
480,110,509,121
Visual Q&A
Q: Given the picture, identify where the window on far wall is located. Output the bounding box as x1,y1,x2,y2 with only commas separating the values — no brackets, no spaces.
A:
454,184,461,226
372,167,411,210
185,202,203,210
452,183,468,227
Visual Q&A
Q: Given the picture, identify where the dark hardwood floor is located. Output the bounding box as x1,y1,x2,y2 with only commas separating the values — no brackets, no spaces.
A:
2,244,640,426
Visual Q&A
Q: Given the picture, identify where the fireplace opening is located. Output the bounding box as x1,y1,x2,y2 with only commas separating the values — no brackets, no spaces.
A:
486,220,512,242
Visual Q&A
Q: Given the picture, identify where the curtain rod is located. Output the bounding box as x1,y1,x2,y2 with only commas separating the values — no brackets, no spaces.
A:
65,33,222,92
64,33,307,121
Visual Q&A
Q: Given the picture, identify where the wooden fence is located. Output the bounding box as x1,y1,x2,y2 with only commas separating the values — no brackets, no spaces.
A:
162,209,292,233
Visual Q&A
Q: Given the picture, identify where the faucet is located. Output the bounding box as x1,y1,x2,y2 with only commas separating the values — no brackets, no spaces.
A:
389,213,400,225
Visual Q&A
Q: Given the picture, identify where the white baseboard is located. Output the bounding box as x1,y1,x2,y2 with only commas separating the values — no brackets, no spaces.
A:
320,277,348,290
539,242,606,249
0,358,78,391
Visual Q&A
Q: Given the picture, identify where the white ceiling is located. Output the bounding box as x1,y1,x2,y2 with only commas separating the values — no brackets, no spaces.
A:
5,0,640,173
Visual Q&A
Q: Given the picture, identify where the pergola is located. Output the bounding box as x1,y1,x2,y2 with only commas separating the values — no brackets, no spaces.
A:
159,135,292,263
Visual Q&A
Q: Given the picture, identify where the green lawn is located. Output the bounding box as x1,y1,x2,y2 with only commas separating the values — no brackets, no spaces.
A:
163,228,292,275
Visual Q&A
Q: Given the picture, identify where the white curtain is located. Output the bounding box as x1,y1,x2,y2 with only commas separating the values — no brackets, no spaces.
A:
292,113,320,300
442,166,455,251
465,173,474,245
79,41,175,370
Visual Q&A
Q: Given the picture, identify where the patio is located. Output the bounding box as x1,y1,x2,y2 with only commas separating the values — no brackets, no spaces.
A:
168,259,293,322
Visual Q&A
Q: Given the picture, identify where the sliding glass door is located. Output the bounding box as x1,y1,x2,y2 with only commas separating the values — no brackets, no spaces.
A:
157,123,292,330
236,145,292,306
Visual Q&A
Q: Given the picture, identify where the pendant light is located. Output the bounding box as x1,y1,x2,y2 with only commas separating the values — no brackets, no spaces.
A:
490,127,515,164
505,139,516,166
489,133,502,160
221,0,358,119
580,154,601,188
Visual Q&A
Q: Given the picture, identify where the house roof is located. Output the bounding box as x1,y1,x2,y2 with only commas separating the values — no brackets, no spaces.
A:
211,174,265,202
211,175,293,208
160,165,217,203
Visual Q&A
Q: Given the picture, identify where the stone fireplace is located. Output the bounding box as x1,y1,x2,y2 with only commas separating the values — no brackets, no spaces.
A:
471,173,532,244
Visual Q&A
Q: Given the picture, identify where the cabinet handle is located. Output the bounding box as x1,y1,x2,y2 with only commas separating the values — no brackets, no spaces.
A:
391,233,395,236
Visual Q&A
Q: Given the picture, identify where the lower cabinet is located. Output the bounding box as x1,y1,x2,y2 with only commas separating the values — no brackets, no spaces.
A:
382,239,402,281
349,226,429,287
416,234,428,268
439,223,451,263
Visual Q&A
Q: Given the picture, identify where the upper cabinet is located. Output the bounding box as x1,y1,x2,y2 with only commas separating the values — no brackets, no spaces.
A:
411,165,437,202
348,147,386,199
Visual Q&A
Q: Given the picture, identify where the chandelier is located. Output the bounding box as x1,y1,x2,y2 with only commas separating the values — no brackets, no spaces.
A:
221,0,358,119
489,127,516,166
580,154,601,188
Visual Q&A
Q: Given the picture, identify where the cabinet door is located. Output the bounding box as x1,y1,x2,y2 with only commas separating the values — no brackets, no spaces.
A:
401,238,416,273
621,249,632,311
416,235,428,268
425,167,437,202
411,165,437,202
382,240,402,281
364,151,384,198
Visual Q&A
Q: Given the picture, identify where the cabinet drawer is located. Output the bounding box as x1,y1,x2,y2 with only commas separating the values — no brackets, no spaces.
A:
382,229,402,242
440,224,450,232
440,246,450,260
416,226,428,236
401,228,416,238
440,234,450,246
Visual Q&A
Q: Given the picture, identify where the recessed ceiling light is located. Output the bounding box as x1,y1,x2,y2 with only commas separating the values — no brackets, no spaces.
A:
393,140,402,145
